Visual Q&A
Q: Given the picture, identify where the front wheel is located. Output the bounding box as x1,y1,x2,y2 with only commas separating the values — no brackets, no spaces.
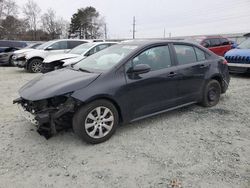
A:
73,100,119,144
201,80,221,107
28,58,43,73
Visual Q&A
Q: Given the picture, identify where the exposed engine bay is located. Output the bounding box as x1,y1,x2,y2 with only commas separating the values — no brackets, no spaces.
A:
13,96,79,139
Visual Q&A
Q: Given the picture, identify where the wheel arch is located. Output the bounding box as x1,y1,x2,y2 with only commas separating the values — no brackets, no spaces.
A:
26,56,44,69
74,95,124,123
207,73,228,93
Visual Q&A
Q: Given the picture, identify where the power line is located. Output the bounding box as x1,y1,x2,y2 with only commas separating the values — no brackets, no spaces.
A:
132,16,136,39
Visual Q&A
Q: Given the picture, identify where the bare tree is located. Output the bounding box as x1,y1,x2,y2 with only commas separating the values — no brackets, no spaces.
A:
0,0,4,19
23,0,41,40
3,0,18,17
41,8,60,39
57,17,70,39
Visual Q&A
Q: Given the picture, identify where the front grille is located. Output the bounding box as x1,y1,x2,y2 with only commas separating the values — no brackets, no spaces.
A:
225,55,250,64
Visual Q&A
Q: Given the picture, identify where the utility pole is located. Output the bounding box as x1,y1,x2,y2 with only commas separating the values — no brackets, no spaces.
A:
169,32,171,38
132,16,136,39
104,24,107,39
163,28,166,38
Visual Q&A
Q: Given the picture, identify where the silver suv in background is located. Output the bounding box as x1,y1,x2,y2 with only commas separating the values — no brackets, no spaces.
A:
12,39,89,73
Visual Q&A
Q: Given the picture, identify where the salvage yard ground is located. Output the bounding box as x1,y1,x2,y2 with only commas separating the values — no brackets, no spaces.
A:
0,67,249,188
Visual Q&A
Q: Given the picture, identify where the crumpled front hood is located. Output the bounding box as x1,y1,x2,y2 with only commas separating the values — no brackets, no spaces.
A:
225,49,250,57
19,68,100,101
62,56,86,66
43,53,81,63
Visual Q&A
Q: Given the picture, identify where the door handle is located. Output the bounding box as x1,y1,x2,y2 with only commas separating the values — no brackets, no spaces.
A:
167,72,177,78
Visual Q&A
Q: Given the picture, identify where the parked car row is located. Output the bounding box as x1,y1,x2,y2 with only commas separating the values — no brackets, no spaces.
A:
42,41,117,72
188,36,232,56
11,39,117,73
14,40,230,144
12,39,89,73
189,36,250,74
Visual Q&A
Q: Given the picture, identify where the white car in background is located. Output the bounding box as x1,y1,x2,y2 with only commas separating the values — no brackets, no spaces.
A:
42,42,117,72
12,39,89,73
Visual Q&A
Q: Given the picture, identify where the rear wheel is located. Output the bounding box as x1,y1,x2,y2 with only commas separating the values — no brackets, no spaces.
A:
28,58,43,73
201,80,221,107
73,100,119,144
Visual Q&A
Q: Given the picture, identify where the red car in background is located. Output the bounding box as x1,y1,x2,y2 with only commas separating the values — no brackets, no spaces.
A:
190,36,232,56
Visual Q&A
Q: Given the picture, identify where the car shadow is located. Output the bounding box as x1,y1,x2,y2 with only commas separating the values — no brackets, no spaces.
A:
117,104,198,133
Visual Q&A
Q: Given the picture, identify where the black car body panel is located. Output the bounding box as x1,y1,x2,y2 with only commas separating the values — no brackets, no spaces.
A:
15,40,230,138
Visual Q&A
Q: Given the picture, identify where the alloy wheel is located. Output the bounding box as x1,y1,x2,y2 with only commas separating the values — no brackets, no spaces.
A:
31,61,42,73
84,106,114,139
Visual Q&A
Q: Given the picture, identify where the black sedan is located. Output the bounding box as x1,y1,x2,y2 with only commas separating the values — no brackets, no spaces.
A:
14,40,230,144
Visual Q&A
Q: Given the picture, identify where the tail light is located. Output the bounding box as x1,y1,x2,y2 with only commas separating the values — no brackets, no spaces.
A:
220,59,228,65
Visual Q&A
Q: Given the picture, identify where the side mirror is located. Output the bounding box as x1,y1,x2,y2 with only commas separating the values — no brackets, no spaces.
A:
45,46,53,51
127,64,151,74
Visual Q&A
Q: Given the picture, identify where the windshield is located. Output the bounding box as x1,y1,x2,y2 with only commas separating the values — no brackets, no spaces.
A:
74,44,138,71
36,41,55,50
24,43,41,49
238,39,250,49
69,43,95,55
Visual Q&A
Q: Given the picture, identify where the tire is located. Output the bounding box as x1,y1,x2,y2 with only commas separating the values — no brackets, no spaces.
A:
201,80,221,107
73,100,119,144
28,58,43,73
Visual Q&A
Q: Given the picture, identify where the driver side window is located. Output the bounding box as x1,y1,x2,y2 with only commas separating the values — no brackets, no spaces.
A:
130,45,172,71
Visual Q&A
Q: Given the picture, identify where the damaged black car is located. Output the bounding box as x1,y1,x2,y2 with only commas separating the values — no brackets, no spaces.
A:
14,40,230,144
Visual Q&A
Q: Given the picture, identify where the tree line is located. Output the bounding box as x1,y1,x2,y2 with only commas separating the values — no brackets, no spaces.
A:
0,0,105,41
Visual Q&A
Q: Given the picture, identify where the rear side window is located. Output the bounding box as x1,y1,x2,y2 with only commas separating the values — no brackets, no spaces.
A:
174,45,197,65
194,47,206,61
209,38,221,47
68,41,87,49
220,38,230,45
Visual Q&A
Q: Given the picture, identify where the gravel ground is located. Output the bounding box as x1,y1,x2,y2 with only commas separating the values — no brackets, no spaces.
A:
0,67,249,188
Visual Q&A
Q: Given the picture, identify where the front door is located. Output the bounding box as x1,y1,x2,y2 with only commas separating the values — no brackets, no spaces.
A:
123,45,180,120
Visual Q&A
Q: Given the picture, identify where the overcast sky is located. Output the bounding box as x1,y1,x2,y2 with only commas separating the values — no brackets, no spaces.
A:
15,0,250,39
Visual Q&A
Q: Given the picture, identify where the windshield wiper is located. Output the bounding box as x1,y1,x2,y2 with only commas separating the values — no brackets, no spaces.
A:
79,68,92,73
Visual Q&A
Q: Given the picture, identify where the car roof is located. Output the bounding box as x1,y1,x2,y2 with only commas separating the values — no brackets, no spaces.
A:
119,39,196,46
51,39,91,42
92,41,118,45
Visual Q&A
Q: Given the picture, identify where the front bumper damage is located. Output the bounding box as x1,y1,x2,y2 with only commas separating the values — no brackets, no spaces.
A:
13,96,77,139
12,57,27,68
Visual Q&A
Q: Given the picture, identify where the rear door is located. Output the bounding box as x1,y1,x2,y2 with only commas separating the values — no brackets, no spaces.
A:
172,44,210,103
